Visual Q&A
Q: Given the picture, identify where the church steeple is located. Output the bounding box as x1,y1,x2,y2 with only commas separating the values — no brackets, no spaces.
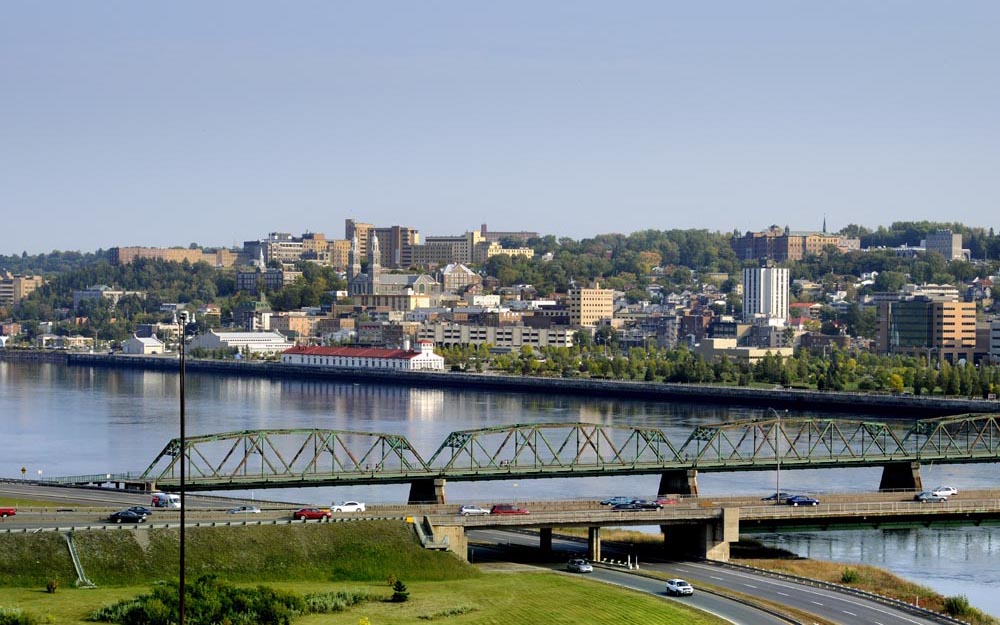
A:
349,234,361,281
823,214,827,234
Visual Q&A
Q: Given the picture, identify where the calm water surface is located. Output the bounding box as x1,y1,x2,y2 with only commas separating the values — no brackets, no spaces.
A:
1,361,997,615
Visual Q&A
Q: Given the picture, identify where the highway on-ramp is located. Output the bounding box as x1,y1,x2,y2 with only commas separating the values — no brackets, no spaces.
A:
471,528,955,625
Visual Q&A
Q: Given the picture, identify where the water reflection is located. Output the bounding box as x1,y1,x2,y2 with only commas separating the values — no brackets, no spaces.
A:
754,527,1000,616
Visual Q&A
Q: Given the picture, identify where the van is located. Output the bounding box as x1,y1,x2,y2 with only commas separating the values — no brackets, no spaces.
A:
151,493,181,509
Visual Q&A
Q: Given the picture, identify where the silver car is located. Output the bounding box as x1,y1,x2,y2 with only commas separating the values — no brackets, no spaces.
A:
227,505,261,514
458,505,491,516
566,558,593,573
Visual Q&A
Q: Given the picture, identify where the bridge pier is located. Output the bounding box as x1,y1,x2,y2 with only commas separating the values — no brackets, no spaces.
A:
539,527,552,554
588,527,602,562
658,469,699,496
661,508,738,562
408,478,447,504
879,461,922,492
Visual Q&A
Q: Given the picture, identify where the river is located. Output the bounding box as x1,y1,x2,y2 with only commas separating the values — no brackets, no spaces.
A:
1,360,997,615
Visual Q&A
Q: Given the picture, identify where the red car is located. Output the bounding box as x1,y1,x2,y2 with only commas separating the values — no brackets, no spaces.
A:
490,504,529,515
293,507,332,521
0,507,15,518
656,497,680,505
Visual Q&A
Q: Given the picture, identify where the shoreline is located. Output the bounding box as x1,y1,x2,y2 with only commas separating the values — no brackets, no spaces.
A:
4,349,998,416
21,351,994,417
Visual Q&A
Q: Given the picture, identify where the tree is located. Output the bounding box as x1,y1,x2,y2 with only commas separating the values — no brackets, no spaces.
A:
391,579,409,602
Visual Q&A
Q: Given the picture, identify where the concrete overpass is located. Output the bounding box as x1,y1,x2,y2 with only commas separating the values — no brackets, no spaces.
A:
418,490,1000,563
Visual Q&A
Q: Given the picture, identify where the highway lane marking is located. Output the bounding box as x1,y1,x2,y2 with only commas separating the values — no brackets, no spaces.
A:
811,601,824,606
710,576,725,581
776,592,790,597
744,584,758,588
843,611,857,617
677,563,929,625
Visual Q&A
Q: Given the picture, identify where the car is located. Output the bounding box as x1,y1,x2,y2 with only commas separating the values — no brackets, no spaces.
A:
665,579,694,596
932,486,958,497
0,507,16,519
490,504,530,515
227,505,261,514
293,507,332,521
915,491,948,503
458,505,491,516
613,502,652,511
331,501,366,513
126,506,153,516
655,496,680,505
600,496,634,506
566,558,593,573
761,492,792,502
785,495,820,506
109,509,147,523
629,499,663,510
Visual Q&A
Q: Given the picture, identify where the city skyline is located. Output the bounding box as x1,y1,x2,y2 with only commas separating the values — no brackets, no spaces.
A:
3,2,999,255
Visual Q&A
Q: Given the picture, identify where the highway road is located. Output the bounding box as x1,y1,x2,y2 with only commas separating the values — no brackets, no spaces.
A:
471,528,956,625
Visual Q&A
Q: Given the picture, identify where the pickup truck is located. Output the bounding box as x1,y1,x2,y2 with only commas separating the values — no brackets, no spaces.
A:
0,507,16,518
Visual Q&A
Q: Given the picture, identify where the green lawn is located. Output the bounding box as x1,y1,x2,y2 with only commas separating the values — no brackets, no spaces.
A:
0,571,725,625
0,496,61,508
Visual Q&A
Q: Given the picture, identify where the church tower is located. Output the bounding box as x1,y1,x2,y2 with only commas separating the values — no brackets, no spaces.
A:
349,234,361,281
369,234,382,294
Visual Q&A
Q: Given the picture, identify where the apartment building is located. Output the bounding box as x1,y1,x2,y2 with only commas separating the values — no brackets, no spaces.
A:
991,319,1000,363
72,285,146,310
479,223,539,243
110,247,237,267
925,230,968,261
0,273,45,306
418,322,574,349
741,265,789,322
877,299,977,363
235,268,303,295
567,286,614,328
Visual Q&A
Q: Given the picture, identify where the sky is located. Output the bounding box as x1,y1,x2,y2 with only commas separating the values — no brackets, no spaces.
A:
2,1,999,255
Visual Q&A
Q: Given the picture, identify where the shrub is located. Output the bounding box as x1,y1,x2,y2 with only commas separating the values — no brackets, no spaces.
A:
840,568,860,584
390,580,409,603
943,594,971,617
0,607,39,625
45,580,59,594
303,589,370,614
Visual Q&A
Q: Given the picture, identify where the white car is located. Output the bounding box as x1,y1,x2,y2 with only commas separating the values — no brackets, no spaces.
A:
566,558,593,573
458,505,491,516
665,579,694,596
331,501,366,513
931,486,958,497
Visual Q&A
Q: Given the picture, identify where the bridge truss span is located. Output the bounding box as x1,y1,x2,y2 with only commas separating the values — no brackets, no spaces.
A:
140,428,432,489
426,422,684,475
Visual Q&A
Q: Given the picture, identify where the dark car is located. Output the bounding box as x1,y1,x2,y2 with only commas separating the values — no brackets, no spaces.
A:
785,495,820,506
109,509,147,523
761,492,792,502
600,496,634,506
629,499,663,510
490,504,530,515
293,507,332,521
613,502,645,511
126,506,153,516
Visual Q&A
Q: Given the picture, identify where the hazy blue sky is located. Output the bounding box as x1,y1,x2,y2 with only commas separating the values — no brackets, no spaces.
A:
2,2,998,254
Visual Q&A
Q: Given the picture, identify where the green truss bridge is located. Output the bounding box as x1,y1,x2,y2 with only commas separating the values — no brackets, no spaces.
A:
46,414,1000,503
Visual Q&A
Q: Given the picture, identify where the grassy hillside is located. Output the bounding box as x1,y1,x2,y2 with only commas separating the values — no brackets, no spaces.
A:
0,521,475,588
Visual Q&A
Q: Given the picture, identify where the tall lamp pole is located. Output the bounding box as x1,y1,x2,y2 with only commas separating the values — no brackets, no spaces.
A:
768,407,787,505
177,311,189,625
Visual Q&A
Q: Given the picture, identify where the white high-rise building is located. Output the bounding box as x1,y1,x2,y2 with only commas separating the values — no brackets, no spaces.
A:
742,266,789,322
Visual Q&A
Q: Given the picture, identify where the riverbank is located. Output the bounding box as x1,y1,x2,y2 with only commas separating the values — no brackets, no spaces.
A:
4,349,997,416
54,352,999,417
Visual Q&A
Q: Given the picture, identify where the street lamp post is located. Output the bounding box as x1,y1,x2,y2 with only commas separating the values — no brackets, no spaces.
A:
177,310,189,625
768,407,787,505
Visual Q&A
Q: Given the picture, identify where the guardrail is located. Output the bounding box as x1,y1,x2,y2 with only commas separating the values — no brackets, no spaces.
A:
0,515,409,535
